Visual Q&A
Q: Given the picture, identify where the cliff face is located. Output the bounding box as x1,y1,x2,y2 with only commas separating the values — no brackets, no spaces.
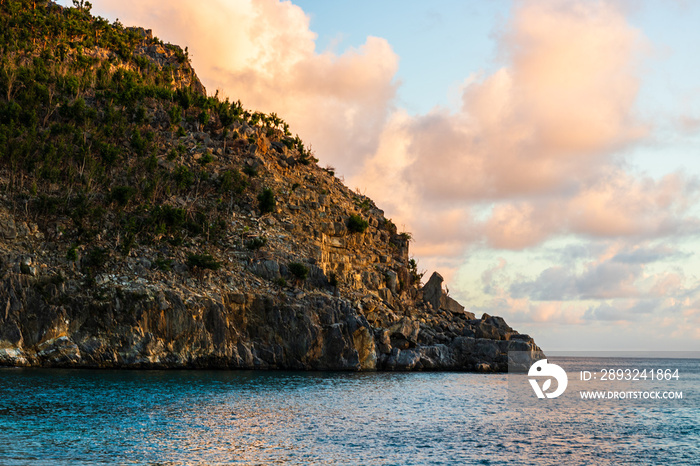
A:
0,1,543,371
0,269,541,371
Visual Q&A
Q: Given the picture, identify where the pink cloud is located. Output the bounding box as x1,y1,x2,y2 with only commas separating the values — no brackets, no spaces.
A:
393,0,650,206
483,171,700,250
350,0,684,263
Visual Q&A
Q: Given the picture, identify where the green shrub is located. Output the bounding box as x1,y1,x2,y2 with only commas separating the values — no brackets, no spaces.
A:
168,105,182,126
198,152,214,165
258,187,275,214
329,272,338,288
66,246,78,262
288,262,309,281
408,258,424,284
243,165,258,177
274,277,288,287
110,186,136,206
84,247,109,270
176,88,193,110
154,257,173,271
347,214,369,233
246,236,268,250
219,169,248,195
356,198,371,211
131,128,148,157
197,110,210,127
187,253,221,270
98,142,120,166
153,205,186,228
173,165,194,189
133,105,147,125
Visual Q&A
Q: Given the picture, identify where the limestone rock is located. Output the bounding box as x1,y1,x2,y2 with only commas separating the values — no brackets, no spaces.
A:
422,272,444,310
421,272,476,318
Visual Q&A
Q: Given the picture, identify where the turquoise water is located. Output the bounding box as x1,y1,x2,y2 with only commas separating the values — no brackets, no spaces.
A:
0,358,698,465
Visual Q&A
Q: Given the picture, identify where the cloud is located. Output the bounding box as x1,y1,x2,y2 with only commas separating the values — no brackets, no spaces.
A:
484,171,700,249
611,244,689,264
482,266,700,330
582,298,678,322
473,295,586,325
472,237,700,337
387,0,649,202
677,115,700,134
93,0,399,177
350,0,674,262
353,0,700,262
508,241,693,301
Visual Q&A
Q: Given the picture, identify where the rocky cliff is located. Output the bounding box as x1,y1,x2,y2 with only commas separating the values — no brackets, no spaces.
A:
0,1,543,371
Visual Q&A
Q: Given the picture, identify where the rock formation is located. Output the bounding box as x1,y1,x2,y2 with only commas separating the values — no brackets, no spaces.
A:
0,1,543,371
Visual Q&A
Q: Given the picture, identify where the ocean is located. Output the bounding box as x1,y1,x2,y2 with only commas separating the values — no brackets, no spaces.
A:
0,357,697,465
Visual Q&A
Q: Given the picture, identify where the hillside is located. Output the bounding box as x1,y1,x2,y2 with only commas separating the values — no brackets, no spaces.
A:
0,0,543,371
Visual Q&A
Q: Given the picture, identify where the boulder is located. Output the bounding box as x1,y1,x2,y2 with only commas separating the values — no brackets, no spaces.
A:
37,336,81,365
420,271,475,318
248,260,281,281
396,349,421,370
422,272,444,310
442,295,469,316
388,317,419,349
418,344,454,369
385,270,398,293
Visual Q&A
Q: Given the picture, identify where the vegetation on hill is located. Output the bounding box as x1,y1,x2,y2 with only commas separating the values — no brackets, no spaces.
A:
0,0,320,262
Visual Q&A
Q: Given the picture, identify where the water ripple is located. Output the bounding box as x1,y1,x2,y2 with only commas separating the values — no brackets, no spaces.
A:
0,361,697,465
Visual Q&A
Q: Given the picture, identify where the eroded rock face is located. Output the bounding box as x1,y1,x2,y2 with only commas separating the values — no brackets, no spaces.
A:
0,272,543,371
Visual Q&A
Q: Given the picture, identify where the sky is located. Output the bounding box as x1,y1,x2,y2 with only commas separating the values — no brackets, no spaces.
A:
69,0,700,353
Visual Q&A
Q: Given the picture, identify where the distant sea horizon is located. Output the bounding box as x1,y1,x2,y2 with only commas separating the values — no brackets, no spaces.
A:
544,350,699,358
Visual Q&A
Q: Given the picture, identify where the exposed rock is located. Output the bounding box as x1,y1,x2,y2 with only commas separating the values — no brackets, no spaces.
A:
421,272,476,319
396,349,421,370
127,27,153,40
422,272,444,311
0,216,16,240
0,267,543,371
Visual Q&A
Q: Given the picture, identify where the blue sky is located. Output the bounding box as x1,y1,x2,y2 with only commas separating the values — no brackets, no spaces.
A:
76,0,700,352
293,0,509,114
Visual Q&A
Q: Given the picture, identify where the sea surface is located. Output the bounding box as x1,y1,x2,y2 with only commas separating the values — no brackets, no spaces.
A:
0,357,698,465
